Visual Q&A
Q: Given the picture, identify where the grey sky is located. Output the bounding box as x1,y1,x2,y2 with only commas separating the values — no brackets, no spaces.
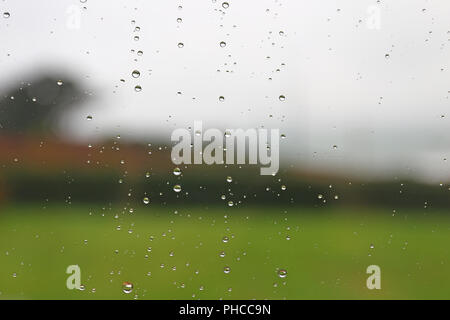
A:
1,0,450,182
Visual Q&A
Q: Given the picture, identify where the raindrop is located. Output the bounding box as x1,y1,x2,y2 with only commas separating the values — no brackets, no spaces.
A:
173,167,181,176
132,70,141,78
224,266,231,274
226,176,232,183
143,197,150,205
278,269,287,278
222,2,229,9
279,95,286,101
122,282,133,294
57,80,63,86
3,12,10,19
220,41,226,48
177,42,184,48
219,96,225,102
134,85,142,92
173,185,182,193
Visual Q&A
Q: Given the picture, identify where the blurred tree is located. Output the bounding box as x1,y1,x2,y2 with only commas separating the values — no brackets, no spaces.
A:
0,74,85,136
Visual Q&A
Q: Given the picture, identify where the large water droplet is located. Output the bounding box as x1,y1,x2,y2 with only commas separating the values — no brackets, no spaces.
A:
278,269,287,278
122,282,133,294
173,167,181,176
132,70,140,78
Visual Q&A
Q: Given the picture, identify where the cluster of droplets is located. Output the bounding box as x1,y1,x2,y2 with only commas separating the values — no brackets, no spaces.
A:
129,20,143,92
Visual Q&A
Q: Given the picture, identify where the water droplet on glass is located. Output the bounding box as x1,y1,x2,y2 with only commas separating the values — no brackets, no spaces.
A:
177,42,184,48
122,282,133,294
3,12,10,19
132,70,140,78
226,176,232,183
222,2,229,9
279,95,286,101
278,269,287,278
143,197,150,205
173,167,181,176
173,185,182,193
134,85,142,92
224,266,231,274
220,41,226,48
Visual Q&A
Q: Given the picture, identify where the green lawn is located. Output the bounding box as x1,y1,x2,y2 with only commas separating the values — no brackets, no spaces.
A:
0,205,449,299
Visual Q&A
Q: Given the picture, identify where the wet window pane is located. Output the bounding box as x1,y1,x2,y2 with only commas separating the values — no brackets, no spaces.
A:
0,0,449,301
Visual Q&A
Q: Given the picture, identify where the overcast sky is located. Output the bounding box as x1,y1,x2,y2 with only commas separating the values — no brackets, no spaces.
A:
1,0,450,182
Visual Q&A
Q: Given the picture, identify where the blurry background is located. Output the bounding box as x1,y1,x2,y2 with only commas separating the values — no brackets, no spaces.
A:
0,0,449,300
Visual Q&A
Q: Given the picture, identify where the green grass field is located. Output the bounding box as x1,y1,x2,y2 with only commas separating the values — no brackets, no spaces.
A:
0,205,449,299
